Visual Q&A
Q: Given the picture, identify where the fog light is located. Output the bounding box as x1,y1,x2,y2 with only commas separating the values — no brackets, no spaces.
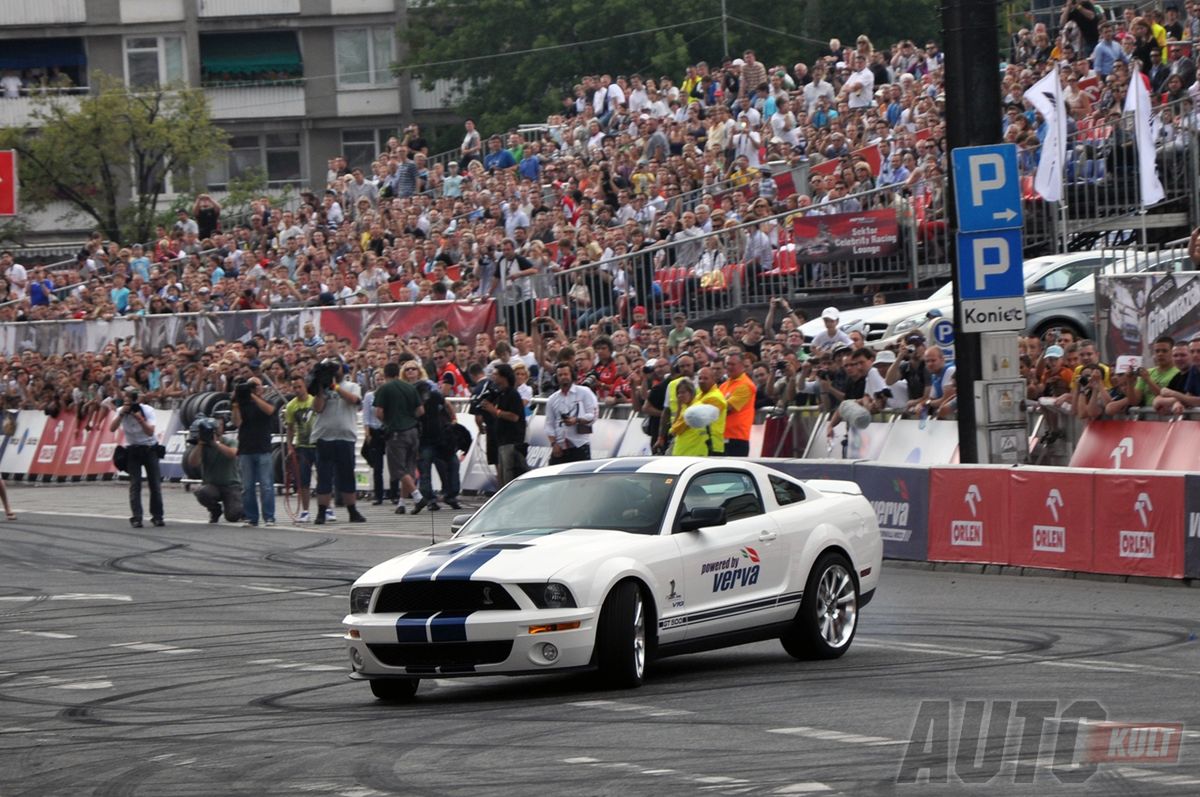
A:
350,648,364,671
540,643,559,662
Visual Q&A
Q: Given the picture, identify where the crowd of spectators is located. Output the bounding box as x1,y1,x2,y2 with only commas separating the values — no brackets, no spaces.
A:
2,7,1199,465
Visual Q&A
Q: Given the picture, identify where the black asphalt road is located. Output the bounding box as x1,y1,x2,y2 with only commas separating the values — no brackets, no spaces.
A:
2,513,1200,796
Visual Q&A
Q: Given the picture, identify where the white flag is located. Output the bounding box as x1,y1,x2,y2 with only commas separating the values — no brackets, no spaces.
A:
1123,64,1165,207
1026,65,1066,202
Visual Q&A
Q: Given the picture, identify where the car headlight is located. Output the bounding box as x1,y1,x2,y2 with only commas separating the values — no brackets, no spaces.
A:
349,586,374,614
520,583,577,609
893,315,925,335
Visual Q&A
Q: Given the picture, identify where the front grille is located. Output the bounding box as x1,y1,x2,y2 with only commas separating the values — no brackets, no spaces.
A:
367,641,514,667
374,581,519,612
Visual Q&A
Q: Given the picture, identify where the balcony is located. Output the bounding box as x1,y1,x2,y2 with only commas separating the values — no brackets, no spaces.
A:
331,0,396,12
409,77,465,111
0,94,83,129
0,0,85,25
205,84,305,120
120,0,185,23
197,0,299,17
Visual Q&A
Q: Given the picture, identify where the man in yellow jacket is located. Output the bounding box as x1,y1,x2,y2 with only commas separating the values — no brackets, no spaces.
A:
671,367,727,456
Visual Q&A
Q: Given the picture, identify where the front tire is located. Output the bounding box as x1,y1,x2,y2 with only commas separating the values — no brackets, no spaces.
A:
781,552,859,660
369,678,419,702
596,581,648,688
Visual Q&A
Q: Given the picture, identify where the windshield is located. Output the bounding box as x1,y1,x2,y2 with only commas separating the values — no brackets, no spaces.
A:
458,473,677,536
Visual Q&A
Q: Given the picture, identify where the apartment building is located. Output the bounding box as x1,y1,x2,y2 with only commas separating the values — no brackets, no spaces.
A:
0,0,460,235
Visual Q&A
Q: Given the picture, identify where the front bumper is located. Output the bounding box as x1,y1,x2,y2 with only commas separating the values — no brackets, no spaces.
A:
343,607,598,678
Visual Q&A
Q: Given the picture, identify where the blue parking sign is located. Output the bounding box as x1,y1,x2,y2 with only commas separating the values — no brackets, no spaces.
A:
951,144,1022,233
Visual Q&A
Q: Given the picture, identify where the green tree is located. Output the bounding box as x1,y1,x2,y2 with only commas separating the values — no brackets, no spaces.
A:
0,74,228,244
404,1,941,140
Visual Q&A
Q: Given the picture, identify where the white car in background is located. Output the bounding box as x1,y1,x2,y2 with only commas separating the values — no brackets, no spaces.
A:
799,251,1115,347
343,458,882,700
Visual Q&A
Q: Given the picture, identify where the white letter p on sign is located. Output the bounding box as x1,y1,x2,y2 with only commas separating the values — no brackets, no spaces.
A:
972,237,1010,291
968,153,1006,206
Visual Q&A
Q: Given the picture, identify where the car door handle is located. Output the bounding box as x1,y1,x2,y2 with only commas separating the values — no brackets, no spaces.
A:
758,530,777,541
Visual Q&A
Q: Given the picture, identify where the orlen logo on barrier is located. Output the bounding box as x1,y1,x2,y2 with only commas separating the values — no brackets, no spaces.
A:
950,484,983,547
1119,492,1156,560
1085,722,1184,764
1033,488,1066,553
873,478,912,542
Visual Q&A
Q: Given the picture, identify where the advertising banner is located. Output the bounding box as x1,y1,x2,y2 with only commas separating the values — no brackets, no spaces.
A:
1185,475,1200,579
790,209,899,263
1008,467,1094,571
762,459,857,483
927,467,1011,564
1155,422,1200,471
1096,271,1200,363
0,410,46,476
0,301,498,356
1091,472,1184,578
29,413,77,478
806,417,891,460
1068,419,1172,470
853,464,930,561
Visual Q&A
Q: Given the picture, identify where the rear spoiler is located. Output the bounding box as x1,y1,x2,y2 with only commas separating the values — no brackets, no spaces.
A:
805,479,863,496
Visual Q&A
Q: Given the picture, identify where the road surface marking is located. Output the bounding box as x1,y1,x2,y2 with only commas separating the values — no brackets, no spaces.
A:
568,699,692,717
768,726,904,746
110,642,200,655
6,630,76,639
0,594,131,602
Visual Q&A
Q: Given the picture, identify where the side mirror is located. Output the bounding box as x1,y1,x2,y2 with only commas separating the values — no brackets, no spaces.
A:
678,506,726,532
450,513,473,534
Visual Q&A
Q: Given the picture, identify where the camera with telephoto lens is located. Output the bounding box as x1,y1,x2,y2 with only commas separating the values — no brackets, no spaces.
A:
817,369,831,380
468,379,500,416
307,358,341,394
188,415,217,445
1079,373,1091,388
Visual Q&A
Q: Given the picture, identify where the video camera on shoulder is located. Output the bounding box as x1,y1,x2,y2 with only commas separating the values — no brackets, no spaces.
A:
307,358,342,394
468,379,500,415
233,379,255,403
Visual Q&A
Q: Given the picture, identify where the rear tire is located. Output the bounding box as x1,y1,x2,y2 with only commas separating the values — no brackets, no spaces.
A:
781,552,859,660
369,678,419,702
595,581,647,688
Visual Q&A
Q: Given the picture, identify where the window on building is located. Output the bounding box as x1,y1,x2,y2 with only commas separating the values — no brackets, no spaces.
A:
207,132,303,190
125,36,184,88
335,28,395,87
341,128,398,171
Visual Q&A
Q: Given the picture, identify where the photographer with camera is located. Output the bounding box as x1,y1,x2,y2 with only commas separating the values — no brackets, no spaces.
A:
311,359,367,524
109,386,163,528
546,362,598,465
231,377,278,528
186,417,243,523
888,333,929,417
479,363,527,486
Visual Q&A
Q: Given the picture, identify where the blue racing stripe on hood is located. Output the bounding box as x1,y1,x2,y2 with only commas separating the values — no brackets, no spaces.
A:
433,547,503,580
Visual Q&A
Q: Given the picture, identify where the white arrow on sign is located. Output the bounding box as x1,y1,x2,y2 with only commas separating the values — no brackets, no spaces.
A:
992,208,1017,222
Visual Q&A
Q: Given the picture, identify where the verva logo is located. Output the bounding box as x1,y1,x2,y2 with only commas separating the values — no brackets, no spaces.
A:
1033,525,1066,553
1190,512,1200,540
1085,723,1184,764
1119,530,1155,559
951,520,983,546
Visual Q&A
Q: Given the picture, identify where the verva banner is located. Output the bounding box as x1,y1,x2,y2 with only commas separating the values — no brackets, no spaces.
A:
927,467,1011,564
1091,472,1184,578
853,464,930,561
1008,468,1094,571
790,209,899,263
1185,474,1200,579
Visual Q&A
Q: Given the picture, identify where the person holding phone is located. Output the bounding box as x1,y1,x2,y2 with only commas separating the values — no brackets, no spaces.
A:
545,363,598,464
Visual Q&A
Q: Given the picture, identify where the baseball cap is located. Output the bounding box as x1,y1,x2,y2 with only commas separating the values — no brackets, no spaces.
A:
248,358,262,370
1044,345,1065,358
645,358,659,369
633,305,647,315
905,332,925,344
821,306,840,321
732,58,746,67
875,350,897,364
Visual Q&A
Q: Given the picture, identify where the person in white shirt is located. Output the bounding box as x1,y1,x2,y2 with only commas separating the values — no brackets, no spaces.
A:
732,121,763,167
842,53,875,110
0,72,21,98
545,363,599,464
109,386,163,528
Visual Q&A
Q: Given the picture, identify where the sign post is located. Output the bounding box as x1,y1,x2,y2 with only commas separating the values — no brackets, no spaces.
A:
950,143,1028,464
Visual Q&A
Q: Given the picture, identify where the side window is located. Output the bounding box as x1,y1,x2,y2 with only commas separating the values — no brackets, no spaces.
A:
769,475,807,506
681,471,764,522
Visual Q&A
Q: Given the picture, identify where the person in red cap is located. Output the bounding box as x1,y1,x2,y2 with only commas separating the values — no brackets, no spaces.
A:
629,305,653,344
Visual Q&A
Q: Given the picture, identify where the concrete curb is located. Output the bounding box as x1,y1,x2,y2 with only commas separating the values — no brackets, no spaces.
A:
884,558,1196,588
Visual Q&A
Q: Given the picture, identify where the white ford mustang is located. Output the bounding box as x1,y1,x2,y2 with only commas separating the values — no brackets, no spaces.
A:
344,457,882,701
